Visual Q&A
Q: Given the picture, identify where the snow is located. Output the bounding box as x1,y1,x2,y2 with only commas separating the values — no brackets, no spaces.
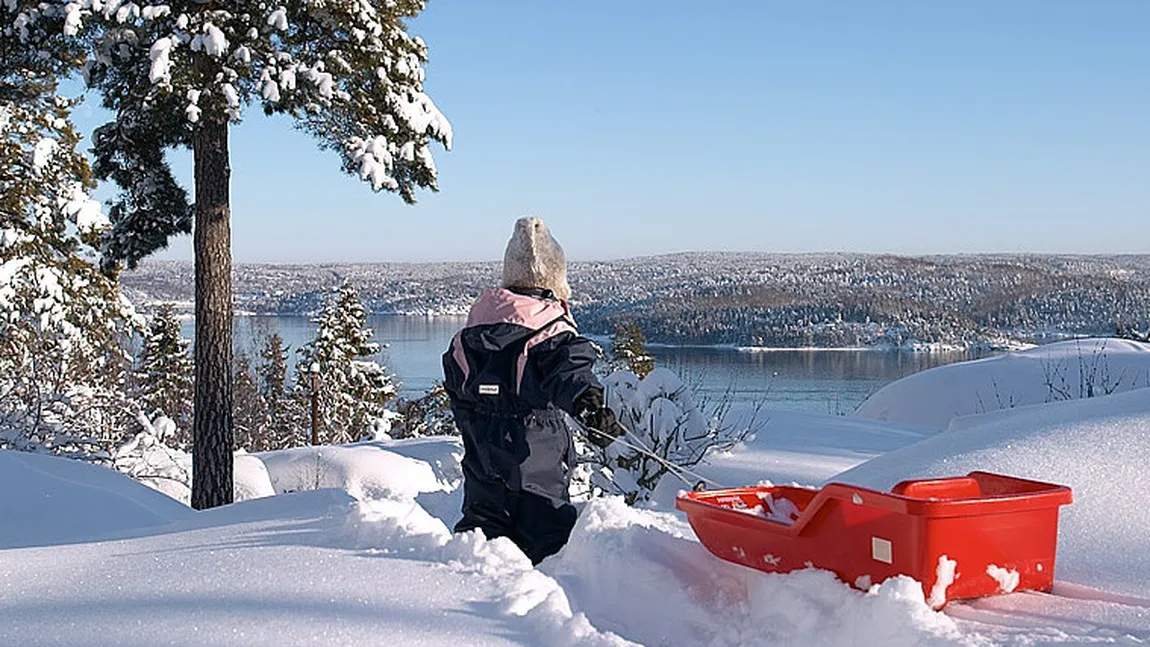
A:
854,338,1150,428
234,452,276,500
259,69,281,102
191,22,229,57
257,442,454,502
233,44,251,64
149,36,173,84
141,4,170,20
31,136,57,171
4,338,1150,645
987,565,1020,594
928,556,958,609
64,182,108,231
0,450,190,549
267,6,288,31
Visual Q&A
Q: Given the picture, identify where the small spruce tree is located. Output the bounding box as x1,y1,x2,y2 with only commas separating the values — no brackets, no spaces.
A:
295,282,397,444
232,352,266,451
258,332,305,448
611,319,655,378
133,304,194,445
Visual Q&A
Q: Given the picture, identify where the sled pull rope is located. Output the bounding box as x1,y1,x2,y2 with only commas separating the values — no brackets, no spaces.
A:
621,429,728,491
581,424,727,490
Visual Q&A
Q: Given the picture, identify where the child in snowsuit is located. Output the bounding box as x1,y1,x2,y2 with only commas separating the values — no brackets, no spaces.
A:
442,217,625,564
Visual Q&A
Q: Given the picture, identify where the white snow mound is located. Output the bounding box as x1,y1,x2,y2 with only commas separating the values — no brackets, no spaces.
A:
853,338,1150,428
258,442,453,501
0,450,192,548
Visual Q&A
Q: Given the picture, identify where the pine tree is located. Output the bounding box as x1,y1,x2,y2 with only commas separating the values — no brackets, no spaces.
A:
295,282,397,444
612,320,655,378
133,304,194,445
232,352,267,451
1,9,139,455
61,0,451,508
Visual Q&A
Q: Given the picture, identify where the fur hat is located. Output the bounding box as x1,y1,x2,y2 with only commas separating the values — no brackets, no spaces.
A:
501,217,571,301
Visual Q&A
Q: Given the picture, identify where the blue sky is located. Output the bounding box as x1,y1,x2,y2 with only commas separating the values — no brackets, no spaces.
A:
75,1,1149,263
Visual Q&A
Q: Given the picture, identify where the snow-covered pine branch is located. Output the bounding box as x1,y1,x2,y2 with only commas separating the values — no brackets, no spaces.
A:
69,0,452,226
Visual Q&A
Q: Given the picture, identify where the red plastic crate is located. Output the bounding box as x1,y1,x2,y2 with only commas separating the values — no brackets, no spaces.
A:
675,471,1073,608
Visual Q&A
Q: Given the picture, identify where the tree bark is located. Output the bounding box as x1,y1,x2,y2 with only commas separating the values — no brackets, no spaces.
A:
191,56,234,510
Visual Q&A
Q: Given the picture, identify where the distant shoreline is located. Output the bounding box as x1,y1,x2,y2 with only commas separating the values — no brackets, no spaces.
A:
127,252,1149,351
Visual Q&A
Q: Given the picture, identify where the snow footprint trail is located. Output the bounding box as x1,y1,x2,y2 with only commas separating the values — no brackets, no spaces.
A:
546,498,984,647
948,590,1150,644
345,497,636,647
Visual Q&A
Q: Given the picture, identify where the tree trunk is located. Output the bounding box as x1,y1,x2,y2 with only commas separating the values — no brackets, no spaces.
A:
191,60,234,510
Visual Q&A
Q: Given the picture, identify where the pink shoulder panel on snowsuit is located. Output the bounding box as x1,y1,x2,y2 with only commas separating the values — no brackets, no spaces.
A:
465,288,572,329
450,288,577,391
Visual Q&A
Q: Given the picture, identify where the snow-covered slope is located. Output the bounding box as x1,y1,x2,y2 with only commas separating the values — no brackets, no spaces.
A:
0,450,192,549
6,344,1150,645
853,338,1150,428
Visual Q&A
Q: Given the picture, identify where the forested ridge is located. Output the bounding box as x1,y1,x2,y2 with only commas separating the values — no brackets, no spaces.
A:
122,252,1150,348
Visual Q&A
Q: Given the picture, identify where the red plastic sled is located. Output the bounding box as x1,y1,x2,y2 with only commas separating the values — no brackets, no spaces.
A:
676,471,1073,608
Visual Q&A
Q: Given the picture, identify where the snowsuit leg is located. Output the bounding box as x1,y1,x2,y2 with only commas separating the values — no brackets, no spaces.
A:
454,473,576,565
511,490,577,564
454,410,578,564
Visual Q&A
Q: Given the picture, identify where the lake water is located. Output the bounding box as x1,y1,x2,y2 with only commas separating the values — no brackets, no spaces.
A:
188,315,986,416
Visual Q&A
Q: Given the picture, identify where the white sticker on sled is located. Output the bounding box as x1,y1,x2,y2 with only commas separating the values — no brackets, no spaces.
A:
872,537,893,564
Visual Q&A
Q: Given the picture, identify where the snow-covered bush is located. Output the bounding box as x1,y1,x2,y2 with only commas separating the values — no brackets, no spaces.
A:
111,414,192,503
392,382,456,438
573,368,760,505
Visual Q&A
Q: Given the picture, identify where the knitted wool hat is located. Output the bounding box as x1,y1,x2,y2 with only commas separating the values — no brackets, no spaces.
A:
501,217,571,301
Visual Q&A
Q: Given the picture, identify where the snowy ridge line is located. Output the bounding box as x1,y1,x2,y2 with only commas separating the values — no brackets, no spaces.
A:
121,253,1150,348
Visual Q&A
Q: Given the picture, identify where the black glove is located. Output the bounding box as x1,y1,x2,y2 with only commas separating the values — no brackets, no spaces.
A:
574,387,627,448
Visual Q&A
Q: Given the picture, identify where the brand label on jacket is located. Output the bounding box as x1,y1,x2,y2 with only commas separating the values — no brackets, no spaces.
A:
478,384,500,395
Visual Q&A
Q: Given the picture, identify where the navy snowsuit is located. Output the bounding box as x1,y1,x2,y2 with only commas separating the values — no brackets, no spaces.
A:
442,287,601,563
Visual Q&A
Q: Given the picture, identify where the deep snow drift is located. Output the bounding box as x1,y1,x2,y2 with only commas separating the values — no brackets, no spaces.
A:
4,338,1150,646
